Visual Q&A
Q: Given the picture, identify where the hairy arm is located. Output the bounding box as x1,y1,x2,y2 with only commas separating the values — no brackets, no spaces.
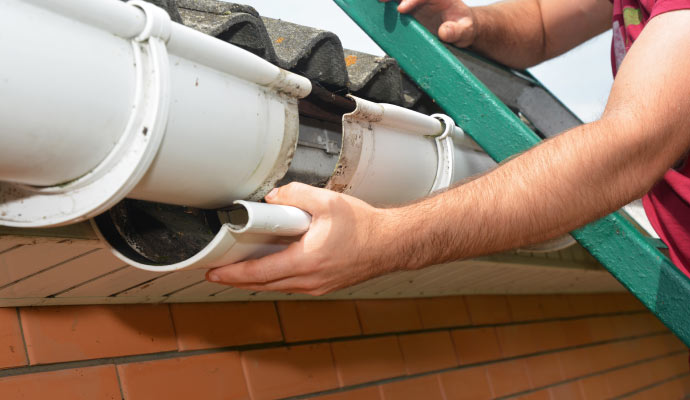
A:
207,11,690,295
388,9,690,266
389,0,612,68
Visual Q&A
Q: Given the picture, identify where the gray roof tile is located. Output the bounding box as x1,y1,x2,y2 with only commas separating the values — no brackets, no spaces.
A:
172,0,430,107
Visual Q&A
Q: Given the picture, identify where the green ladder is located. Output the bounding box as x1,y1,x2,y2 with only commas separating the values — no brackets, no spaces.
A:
335,0,690,346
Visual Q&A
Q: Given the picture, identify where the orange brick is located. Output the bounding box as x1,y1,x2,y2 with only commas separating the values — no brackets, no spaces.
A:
610,315,641,337
558,348,593,379
638,313,667,333
499,322,567,357
242,343,338,400
670,353,690,375
465,295,511,325
539,295,575,319
660,333,688,353
578,375,610,400
380,375,444,400
507,295,545,322
530,321,569,351
625,378,686,400
647,353,688,382
496,324,539,358
312,387,381,400
20,304,176,364
585,343,622,373
439,366,492,400
331,336,405,386
615,339,645,364
398,331,457,374
560,319,593,347
605,362,655,397
590,294,624,314
612,314,665,338
486,359,531,398
680,374,690,394
0,365,120,399
277,300,361,342
355,300,422,334
610,293,646,312
415,296,471,329
513,391,550,400
0,308,26,369
118,352,248,400
587,316,619,342
567,294,600,316
626,336,665,362
170,302,282,351
451,327,502,365
548,382,583,400
524,353,564,388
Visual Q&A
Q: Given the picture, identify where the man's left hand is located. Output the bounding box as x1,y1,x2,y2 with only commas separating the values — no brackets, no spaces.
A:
206,183,401,295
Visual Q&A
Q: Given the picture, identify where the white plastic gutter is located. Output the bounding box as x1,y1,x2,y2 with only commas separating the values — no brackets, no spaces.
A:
0,0,310,227
326,96,495,206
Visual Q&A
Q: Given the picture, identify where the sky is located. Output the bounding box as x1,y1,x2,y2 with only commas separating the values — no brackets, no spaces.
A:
235,0,614,123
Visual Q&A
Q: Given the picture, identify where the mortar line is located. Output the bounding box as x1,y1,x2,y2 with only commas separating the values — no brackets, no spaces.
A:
0,329,675,385
285,349,688,400
14,308,31,367
614,372,690,399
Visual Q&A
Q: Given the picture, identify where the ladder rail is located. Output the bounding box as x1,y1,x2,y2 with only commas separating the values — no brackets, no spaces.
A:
334,0,690,346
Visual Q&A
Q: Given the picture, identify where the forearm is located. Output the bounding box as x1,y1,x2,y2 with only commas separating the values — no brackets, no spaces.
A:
386,117,664,270
383,9,690,271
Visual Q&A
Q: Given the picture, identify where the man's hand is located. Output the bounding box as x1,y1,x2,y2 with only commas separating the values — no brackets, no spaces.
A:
381,0,477,47
206,183,402,295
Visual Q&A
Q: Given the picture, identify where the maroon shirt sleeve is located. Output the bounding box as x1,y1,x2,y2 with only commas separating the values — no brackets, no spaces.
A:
650,0,690,19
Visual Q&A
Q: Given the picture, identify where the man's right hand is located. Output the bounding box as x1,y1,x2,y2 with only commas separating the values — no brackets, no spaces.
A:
378,0,613,70
380,0,477,47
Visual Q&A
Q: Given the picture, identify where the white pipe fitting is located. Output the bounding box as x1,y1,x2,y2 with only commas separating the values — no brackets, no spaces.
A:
227,201,312,236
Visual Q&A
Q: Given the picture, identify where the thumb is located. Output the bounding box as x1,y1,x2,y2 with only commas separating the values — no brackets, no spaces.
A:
264,182,331,213
439,18,474,47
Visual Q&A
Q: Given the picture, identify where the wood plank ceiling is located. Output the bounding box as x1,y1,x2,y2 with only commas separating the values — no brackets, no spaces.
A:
0,224,623,306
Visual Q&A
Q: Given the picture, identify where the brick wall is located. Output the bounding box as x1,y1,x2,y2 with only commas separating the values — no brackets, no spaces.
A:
0,293,687,399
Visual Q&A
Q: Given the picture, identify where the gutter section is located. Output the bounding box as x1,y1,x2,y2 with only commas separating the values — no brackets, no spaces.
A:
0,0,310,227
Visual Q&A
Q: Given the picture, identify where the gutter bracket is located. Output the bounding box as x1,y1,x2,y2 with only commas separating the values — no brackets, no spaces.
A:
129,0,172,43
430,113,456,193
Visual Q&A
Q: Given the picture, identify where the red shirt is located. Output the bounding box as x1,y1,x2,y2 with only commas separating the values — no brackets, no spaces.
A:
610,0,690,276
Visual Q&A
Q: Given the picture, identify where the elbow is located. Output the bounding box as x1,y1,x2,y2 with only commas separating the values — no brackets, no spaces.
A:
591,113,677,202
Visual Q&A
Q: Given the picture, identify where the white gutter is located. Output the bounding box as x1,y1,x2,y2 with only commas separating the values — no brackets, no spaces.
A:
326,96,496,206
0,0,310,227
